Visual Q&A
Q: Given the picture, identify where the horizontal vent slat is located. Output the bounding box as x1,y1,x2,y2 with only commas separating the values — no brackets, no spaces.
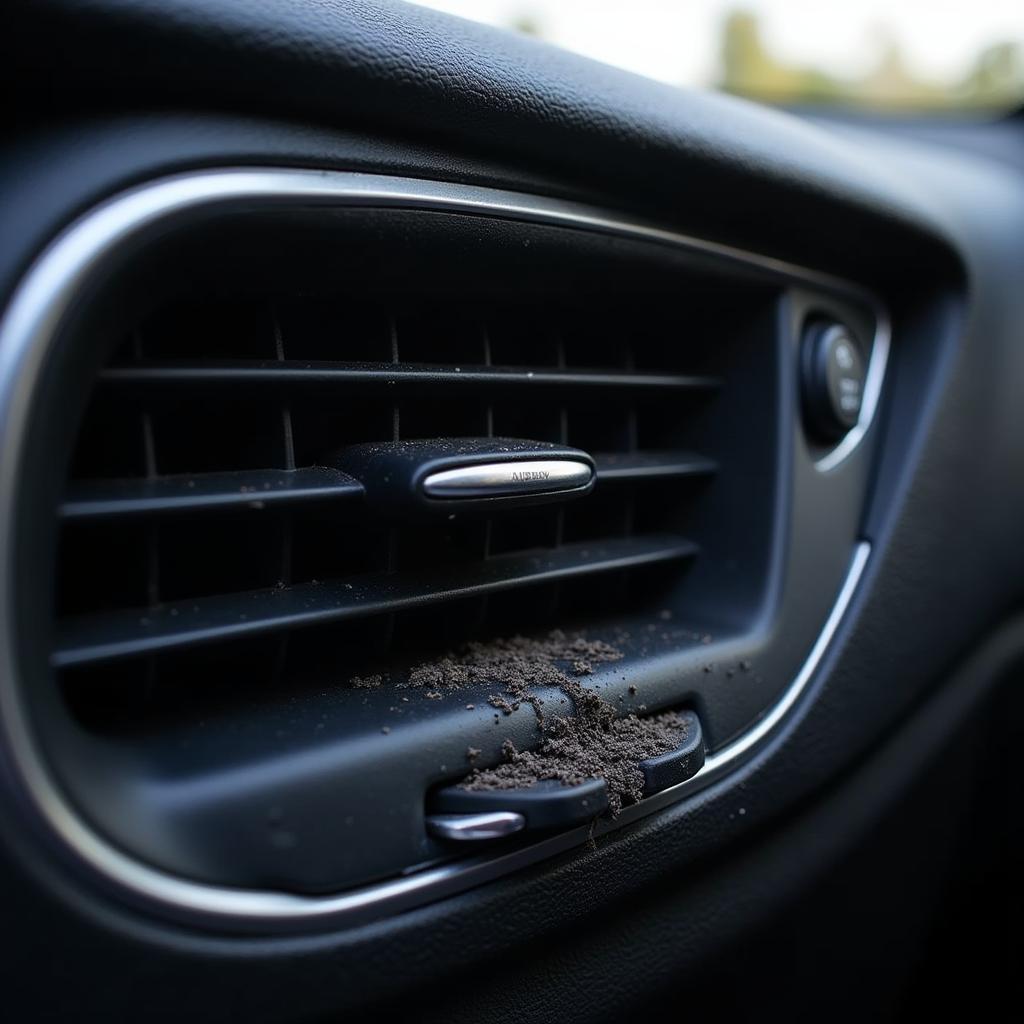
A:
53,534,697,668
60,467,365,520
99,361,720,394
60,454,714,521
594,451,718,483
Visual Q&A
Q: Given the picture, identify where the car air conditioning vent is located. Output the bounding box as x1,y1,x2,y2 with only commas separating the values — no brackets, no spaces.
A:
56,292,723,732
1,172,884,918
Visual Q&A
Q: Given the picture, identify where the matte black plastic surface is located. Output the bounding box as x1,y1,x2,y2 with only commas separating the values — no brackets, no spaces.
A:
592,451,718,484
100,362,718,395
60,466,365,520
638,711,706,796
54,534,696,667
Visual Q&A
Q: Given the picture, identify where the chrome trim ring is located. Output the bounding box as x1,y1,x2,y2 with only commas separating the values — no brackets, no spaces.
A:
0,169,884,929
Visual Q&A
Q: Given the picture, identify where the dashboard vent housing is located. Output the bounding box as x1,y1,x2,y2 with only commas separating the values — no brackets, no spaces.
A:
0,172,883,917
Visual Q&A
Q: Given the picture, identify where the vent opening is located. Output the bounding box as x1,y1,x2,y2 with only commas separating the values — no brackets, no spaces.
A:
54,203,774,743
55,278,733,732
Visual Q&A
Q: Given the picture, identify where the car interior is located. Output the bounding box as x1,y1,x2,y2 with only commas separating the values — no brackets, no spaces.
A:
1,1,1022,1020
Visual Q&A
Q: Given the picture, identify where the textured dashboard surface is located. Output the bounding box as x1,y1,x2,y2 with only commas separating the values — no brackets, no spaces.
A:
4,0,965,277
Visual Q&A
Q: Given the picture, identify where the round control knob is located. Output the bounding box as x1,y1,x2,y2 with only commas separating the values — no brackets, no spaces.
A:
801,322,866,442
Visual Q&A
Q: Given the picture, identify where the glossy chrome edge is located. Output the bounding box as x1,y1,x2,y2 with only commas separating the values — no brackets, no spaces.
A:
0,169,883,930
423,459,594,497
425,812,526,841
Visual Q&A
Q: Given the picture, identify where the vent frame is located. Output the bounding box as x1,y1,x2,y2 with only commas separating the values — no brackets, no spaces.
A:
0,169,889,931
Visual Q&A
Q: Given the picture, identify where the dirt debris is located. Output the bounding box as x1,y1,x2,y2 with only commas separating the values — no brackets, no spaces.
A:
351,674,383,689
350,627,690,818
404,630,623,693
412,630,685,815
488,694,517,716
461,708,687,816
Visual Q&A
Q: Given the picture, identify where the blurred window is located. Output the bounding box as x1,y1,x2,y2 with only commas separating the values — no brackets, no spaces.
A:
413,1,1024,114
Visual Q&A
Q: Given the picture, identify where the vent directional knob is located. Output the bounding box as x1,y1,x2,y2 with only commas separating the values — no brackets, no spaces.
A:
801,321,867,443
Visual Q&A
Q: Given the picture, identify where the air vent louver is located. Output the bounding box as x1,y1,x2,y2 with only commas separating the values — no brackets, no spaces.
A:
56,295,723,730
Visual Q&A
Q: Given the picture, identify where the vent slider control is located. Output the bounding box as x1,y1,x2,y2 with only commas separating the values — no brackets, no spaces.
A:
423,459,592,498
334,437,595,521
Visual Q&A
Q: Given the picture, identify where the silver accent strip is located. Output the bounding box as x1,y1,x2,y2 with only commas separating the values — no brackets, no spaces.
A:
0,168,882,929
702,541,870,777
425,812,526,841
423,459,592,498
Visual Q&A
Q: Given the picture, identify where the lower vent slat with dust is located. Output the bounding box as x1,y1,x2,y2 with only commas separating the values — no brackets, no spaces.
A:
54,534,698,668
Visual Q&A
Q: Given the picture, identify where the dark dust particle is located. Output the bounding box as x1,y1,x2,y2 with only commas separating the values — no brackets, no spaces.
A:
461,709,687,817
628,685,637,695
740,660,752,672
489,695,517,715
351,673,383,689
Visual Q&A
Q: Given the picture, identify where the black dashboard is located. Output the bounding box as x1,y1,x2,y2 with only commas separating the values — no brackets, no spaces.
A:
1,2,1023,1021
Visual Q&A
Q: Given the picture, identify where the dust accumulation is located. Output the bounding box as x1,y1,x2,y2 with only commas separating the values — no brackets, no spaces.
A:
404,630,623,693
354,629,688,816
462,710,687,816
